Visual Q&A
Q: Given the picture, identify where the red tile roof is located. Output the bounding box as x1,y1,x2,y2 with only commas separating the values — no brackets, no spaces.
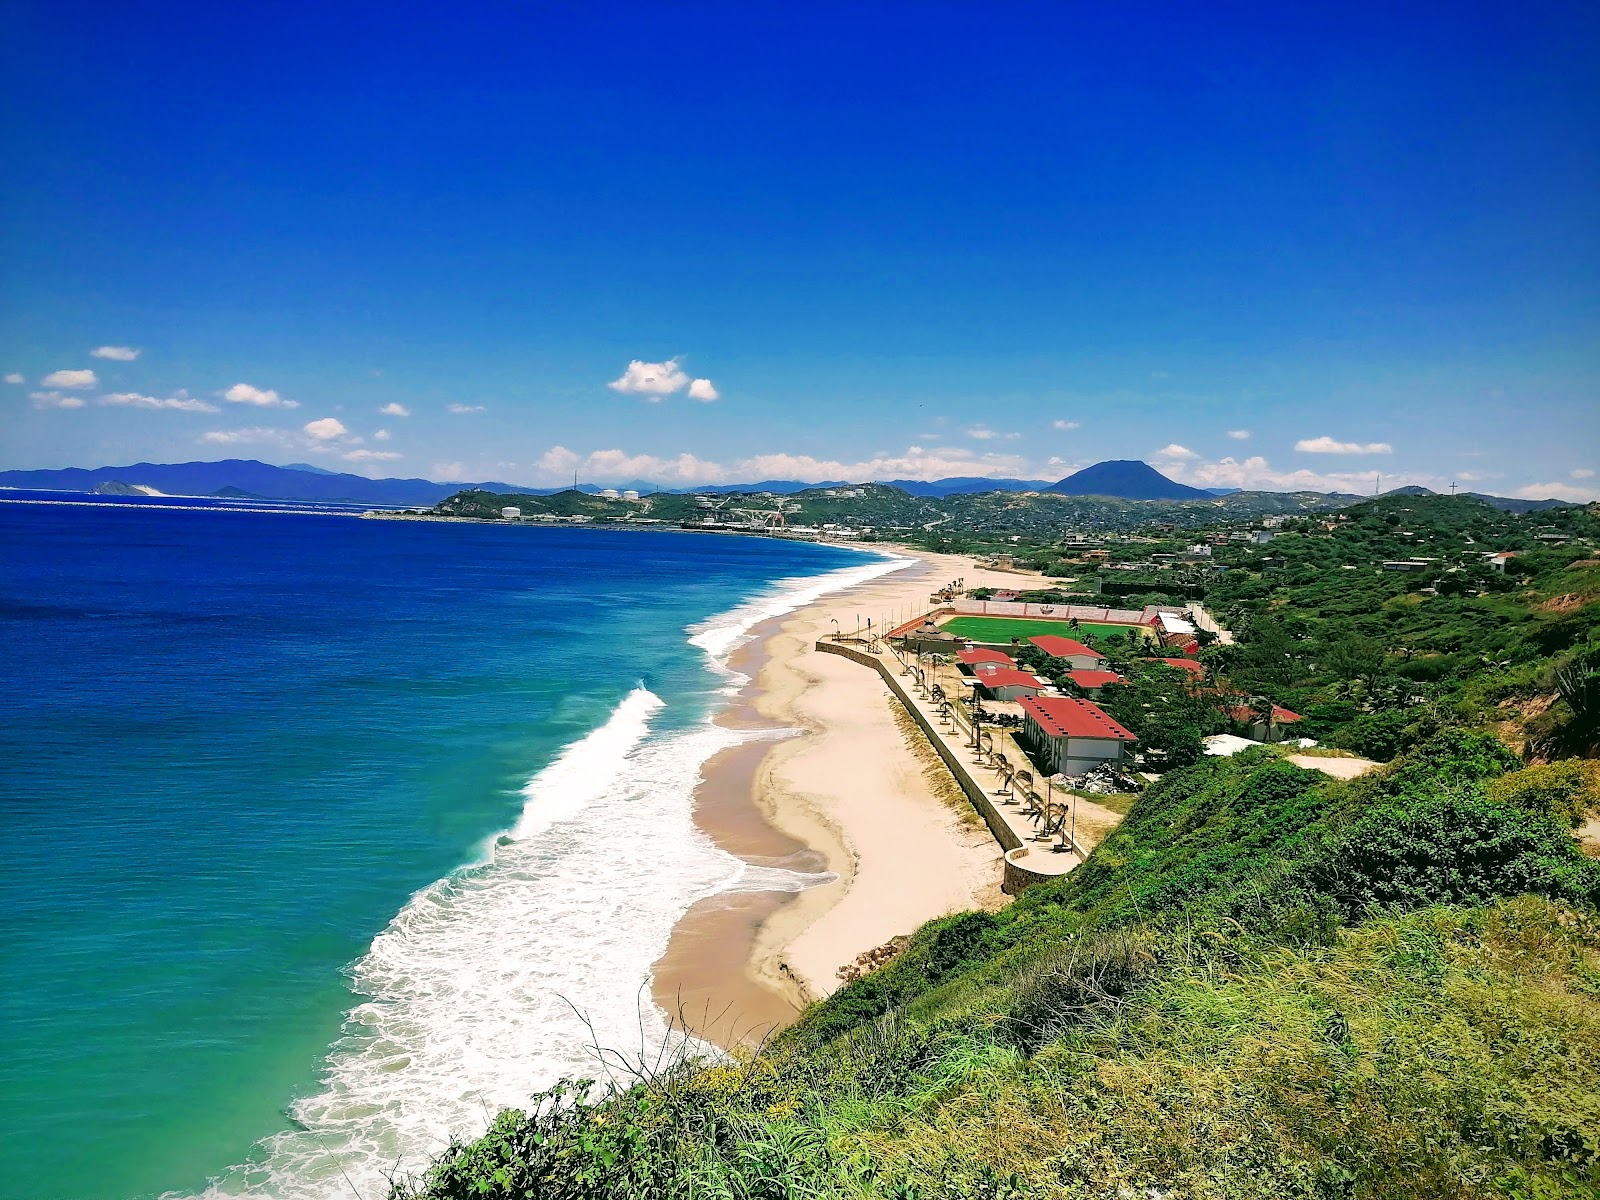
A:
976,668,1047,691
958,648,1016,667
1155,658,1206,676
1223,703,1304,724
1029,635,1105,661
1019,695,1136,741
1067,669,1124,689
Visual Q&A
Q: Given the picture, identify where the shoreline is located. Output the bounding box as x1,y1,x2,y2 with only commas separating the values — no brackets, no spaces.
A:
653,546,1037,1048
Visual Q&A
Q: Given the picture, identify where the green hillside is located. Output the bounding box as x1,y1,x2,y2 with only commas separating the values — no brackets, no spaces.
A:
428,482,1357,535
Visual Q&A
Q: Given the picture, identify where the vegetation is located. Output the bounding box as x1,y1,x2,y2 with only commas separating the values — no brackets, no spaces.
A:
1196,495,1600,760
396,729,1600,1199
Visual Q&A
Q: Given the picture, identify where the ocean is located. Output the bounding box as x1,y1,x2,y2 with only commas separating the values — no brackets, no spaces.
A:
0,494,902,1200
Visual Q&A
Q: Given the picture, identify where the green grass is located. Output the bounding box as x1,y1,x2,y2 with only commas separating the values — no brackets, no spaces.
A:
939,615,1150,645
396,735,1600,1200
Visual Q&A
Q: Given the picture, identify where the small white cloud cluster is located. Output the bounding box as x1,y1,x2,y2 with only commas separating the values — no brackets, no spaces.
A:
447,403,486,414
223,383,298,409
90,346,141,361
607,357,718,403
101,391,218,413
42,368,98,389
201,417,400,467
1052,419,1080,431
1295,435,1392,455
30,391,86,409
379,402,410,417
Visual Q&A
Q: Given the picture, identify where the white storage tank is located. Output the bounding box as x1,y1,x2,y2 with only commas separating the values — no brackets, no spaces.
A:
500,507,522,519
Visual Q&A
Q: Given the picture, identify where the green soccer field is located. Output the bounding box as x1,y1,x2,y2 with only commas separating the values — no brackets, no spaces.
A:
938,616,1151,645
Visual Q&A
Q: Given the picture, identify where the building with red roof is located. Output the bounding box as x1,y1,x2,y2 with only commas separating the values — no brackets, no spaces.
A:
973,667,1049,701
957,647,1015,669
1018,695,1136,776
1154,657,1206,678
1221,702,1305,743
1028,635,1105,668
1066,669,1124,697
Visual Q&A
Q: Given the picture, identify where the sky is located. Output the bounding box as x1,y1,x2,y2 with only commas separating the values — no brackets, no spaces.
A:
2,2,1597,499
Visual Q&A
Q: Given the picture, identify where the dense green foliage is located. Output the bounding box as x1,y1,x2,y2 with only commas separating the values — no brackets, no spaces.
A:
1194,496,1600,759
396,729,1600,1199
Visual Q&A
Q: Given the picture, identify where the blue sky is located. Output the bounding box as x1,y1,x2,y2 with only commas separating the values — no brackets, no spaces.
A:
3,2,1596,498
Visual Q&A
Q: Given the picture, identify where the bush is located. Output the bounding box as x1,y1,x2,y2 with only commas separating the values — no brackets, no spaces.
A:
1303,787,1600,916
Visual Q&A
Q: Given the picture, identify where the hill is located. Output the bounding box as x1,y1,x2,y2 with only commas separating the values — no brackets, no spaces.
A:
1048,459,1215,500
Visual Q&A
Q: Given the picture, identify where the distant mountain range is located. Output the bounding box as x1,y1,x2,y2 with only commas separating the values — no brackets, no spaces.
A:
0,457,1574,512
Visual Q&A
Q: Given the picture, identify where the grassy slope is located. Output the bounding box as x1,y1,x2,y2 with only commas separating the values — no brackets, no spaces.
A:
396,739,1600,1200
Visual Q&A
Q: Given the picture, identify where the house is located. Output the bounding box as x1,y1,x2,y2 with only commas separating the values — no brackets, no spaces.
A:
1066,668,1123,698
1222,701,1305,743
1486,551,1519,572
1019,695,1137,776
1154,657,1206,680
957,647,1016,670
1177,544,1214,563
1028,635,1106,670
973,667,1050,702
1382,560,1432,572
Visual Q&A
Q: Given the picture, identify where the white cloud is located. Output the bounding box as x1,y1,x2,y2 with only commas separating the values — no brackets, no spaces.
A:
1295,436,1393,454
967,425,1020,441
341,448,402,462
607,357,690,398
201,427,293,447
303,417,348,441
1571,468,1595,479
379,402,410,417
30,391,86,409
433,461,468,481
1516,480,1600,503
223,383,298,408
374,428,392,441
1051,420,1080,431
1156,453,1400,495
100,391,218,413
42,368,97,389
687,378,720,402
1155,443,1198,459
4,373,23,384
527,444,1034,487
90,346,140,361
1227,429,1251,440
447,403,486,414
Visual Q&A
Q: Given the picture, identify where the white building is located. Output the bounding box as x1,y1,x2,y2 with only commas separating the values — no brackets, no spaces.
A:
500,507,522,519
622,490,641,502
598,488,620,500
1019,695,1137,776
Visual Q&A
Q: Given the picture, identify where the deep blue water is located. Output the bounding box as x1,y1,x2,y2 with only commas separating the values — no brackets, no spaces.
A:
0,499,879,1199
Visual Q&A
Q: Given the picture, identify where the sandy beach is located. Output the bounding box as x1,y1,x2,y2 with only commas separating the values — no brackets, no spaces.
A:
652,546,1044,1047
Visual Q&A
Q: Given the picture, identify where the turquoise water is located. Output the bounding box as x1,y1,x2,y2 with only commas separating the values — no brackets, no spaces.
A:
0,498,896,1200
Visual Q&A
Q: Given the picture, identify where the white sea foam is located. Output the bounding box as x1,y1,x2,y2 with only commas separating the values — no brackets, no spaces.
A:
191,548,911,1199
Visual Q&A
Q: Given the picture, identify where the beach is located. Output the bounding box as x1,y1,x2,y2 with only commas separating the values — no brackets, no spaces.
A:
653,547,1042,1045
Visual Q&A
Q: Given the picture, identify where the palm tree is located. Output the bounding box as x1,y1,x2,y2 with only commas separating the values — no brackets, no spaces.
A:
1250,694,1278,740
1528,650,1600,760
